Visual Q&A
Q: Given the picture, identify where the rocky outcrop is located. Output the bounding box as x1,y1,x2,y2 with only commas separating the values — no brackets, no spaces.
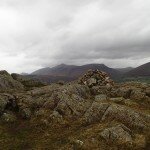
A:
0,70,24,91
0,96,8,114
83,102,110,124
11,73,46,88
100,124,132,145
83,102,148,129
0,69,150,150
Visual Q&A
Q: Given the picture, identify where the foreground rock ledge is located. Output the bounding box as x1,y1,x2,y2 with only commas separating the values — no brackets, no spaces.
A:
0,70,150,149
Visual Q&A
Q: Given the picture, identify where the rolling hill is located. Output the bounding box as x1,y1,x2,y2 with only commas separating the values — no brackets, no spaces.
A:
115,67,133,74
32,63,120,79
30,62,150,83
125,62,150,77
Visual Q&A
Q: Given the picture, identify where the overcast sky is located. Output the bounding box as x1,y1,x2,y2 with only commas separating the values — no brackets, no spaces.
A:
0,0,150,73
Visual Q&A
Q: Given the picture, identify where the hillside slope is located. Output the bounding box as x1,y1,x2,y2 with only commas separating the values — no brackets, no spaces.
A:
116,67,133,74
32,64,120,79
125,62,150,77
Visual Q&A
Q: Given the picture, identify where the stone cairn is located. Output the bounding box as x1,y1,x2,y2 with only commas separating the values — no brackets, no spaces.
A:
78,69,114,87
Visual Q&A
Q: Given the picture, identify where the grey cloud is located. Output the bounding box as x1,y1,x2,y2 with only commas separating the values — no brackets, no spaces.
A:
0,0,150,73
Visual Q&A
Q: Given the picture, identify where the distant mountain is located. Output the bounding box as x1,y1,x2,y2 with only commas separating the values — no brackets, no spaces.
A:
32,63,120,79
125,62,150,77
20,72,29,75
30,62,150,83
115,67,134,74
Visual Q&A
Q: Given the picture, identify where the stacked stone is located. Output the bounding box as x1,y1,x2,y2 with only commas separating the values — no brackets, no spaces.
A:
78,69,114,87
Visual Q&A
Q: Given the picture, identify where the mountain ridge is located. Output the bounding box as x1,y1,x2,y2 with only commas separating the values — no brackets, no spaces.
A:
125,62,150,77
29,62,150,83
32,63,120,79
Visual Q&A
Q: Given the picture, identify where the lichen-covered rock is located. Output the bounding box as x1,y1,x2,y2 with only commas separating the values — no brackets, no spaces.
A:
116,87,132,98
78,69,114,87
11,73,46,88
0,96,8,114
87,78,97,86
55,92,92,117
0,69,149,150
83,102,110,124
100,124,132,145
101,104,148,129
28,84,59,96
130,89,146,101
20,108,31,119
0,70,24,91
83,102,149,129
95,94,107,102
109,97,124,103
43,84,92,118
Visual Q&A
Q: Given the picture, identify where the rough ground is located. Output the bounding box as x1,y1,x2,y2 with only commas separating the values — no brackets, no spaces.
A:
0,70,150,150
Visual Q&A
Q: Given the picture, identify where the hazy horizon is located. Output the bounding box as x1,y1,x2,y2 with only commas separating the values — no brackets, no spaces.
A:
0,0,150,73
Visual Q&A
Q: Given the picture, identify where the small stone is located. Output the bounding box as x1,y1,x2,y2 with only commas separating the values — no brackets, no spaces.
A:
95,94,107,102
20,108,31,119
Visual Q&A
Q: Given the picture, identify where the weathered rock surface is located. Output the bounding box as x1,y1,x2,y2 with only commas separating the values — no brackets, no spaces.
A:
0,70,149,150
100,124,132,145
78,69,114,87
83,102,149,130
0,96,8,114
11,73,46,88
0,70,24,91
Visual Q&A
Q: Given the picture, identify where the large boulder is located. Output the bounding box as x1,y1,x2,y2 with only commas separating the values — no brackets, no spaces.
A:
116,87,132,98
130,88,146,101
53,84,92,118
100,124,132,145
83,102,109,124
0,70,24,91
83,102,149,129
101,104,148,129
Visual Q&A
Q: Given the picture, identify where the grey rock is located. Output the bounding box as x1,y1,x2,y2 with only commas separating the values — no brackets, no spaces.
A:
87,78,97,86
101,104,147,129
109,97,124,103
95,94,107,102
100,124,132,145
0,96,8,114
130,89,146,101
83,102,148,129
117,87,132,98
0,70,24,91
83,102,110,123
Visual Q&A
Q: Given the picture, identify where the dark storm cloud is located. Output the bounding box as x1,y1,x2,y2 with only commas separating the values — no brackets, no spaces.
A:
0,0,150,73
